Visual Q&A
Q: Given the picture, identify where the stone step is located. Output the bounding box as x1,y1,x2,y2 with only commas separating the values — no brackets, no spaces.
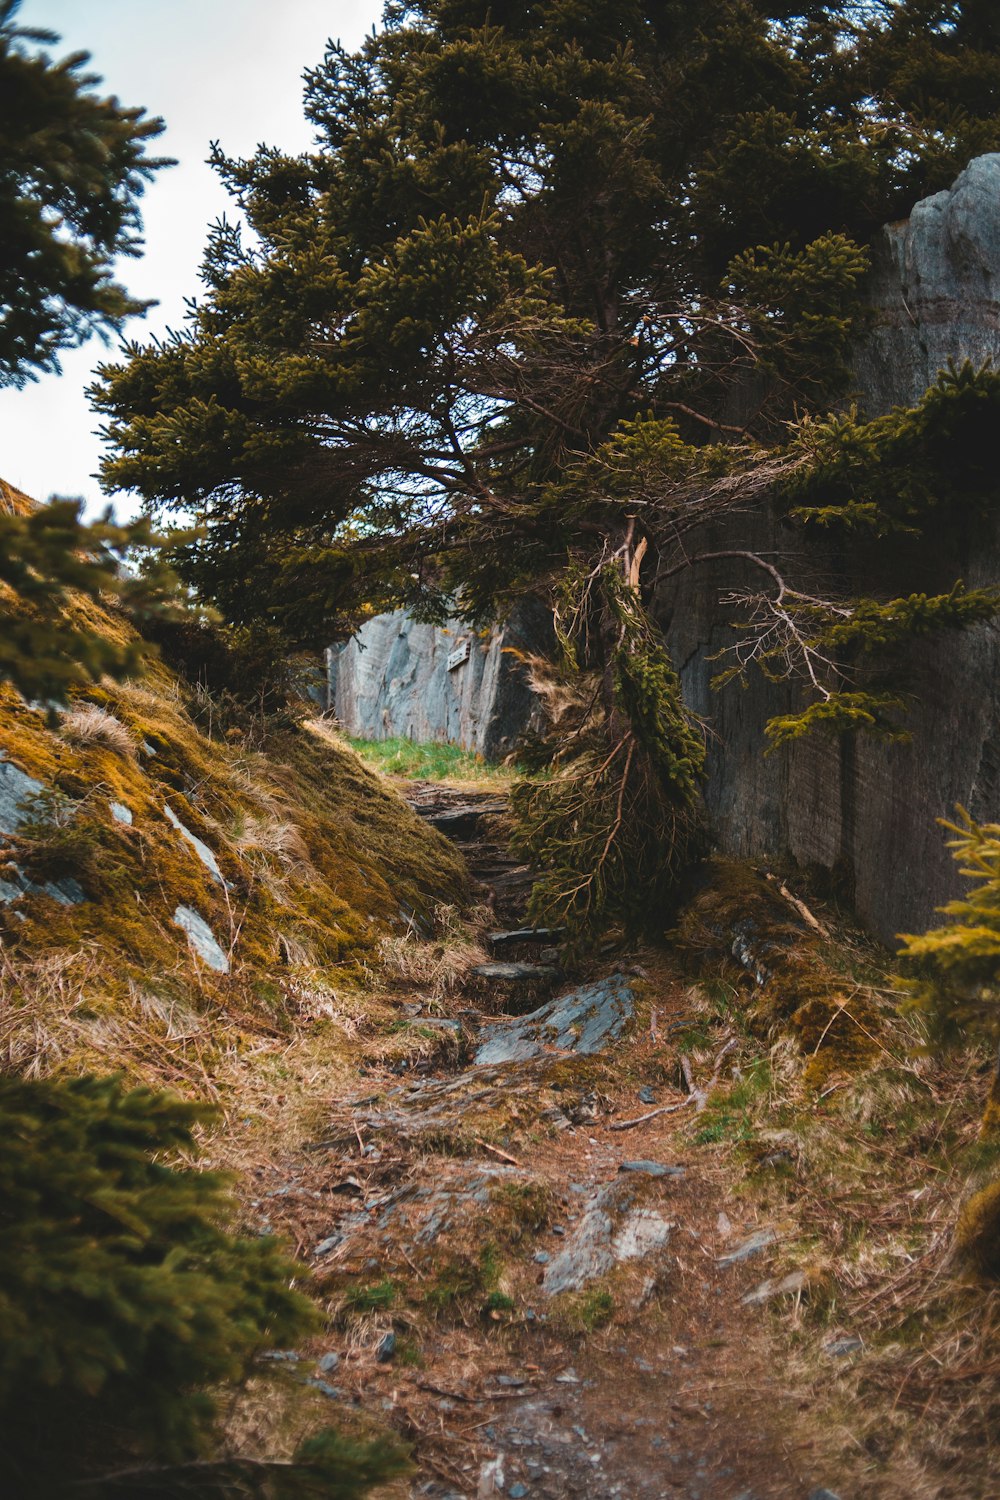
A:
471,961,561,984
416,802,507,839
488,926,564,952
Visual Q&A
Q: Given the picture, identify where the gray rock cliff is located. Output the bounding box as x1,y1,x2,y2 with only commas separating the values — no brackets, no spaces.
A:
660,155,1000,943
855,154,1000,412
327,599,551,759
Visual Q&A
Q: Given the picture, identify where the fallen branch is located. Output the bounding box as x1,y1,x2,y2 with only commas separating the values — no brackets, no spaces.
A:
474,1137,521,1166
766,873,830,939
608,1097,694,1131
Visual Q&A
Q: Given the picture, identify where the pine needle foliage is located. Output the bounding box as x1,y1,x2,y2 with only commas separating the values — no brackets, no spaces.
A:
0,0,168,385
0,1073,405,1499
90,1,1000,935
900,808,1000,1053
0,495,196,705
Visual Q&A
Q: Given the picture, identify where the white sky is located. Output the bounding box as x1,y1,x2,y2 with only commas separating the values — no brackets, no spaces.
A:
0,0,382,515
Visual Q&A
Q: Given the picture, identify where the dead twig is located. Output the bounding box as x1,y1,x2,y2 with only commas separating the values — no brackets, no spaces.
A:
473,1137,521,1166
608,1096,694,1130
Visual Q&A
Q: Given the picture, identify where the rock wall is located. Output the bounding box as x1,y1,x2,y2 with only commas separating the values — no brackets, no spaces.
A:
855,154,1000,412
327,599,551,760
660,154,1000,944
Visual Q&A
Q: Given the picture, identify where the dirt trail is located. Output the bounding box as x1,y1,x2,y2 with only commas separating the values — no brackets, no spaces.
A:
257,782,850,1500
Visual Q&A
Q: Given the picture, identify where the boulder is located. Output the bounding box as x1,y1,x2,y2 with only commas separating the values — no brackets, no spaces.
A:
473,973,636,1066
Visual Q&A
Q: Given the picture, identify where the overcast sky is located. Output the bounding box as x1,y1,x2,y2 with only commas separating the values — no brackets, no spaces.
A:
1,0,382,514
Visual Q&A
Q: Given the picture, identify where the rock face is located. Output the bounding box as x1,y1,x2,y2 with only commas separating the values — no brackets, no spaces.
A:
659,155,1000,945
855,154,1000,412
327,599,551,759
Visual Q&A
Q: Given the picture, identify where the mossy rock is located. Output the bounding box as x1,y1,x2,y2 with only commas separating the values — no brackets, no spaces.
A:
795,992,881,1088
955,1179,1000,1278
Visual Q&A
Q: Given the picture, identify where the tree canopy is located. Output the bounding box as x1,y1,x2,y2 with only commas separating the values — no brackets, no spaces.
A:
0,0,167,385
94,0,1000,940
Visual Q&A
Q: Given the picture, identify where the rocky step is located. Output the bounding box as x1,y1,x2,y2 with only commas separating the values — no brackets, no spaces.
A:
471,960,561,985
488,926,564,952
413,800,507,840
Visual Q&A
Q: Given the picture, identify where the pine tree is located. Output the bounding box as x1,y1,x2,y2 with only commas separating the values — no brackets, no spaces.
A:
93,1,1000,942
0,0,168,386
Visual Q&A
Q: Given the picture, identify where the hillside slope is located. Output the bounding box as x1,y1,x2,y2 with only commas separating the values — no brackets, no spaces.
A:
0,613,466,1090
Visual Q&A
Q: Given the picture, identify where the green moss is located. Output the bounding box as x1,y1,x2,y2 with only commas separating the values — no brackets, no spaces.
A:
0,638,468,1090
955,1179,1000,1278
550,1285,615,1334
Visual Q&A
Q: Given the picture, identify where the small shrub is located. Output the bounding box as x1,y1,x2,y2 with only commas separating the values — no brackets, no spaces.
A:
343,1279,397,1313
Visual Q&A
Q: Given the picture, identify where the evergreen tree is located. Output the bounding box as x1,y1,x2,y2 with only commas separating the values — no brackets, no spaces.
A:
0,1073,408,1498
0,490,187,703
93,1,1000,942
0,0,168,385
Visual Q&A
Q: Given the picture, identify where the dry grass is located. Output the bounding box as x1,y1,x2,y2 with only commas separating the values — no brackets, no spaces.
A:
671,863,1000,1497
377,903,491,1003
59,702,138,758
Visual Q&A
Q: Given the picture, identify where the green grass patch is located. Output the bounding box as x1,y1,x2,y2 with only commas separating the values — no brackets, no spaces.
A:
344,1278,397,1313
346,736,519,783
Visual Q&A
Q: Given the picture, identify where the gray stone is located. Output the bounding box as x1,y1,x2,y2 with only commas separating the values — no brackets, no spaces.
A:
0,760,43,834
375,1331,396,1362
656,155,1000,947
542,1179,673,1296
740,1270,806,1306
306,1379,343,1399
488,927,563,951
172,905,230,973
164,804,225,885
618,1161,685,1179
856,154,1000,412
716,1228,777,1267
0,864,84,906
318,1352,341,1373
109,800,133,825
327,599,552,759
473,974,636,1066
808,1491,842,1500
508,1486,529,1498
823,1335,863,1359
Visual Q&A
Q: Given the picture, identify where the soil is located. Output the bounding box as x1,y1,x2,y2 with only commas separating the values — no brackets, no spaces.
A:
252,782,854,1500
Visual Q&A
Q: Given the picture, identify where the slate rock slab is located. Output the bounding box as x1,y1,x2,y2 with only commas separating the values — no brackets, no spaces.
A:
473,973,636,1066
716,1228,777,1267
165,804,225,884
618,1161,685,1179
741,1270,806,1306
542,1178,673,1296
471,961,560,984
0,760,43,834
173,905,230,972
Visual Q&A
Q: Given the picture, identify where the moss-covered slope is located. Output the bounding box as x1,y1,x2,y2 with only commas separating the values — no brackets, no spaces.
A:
0,641,466,1082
